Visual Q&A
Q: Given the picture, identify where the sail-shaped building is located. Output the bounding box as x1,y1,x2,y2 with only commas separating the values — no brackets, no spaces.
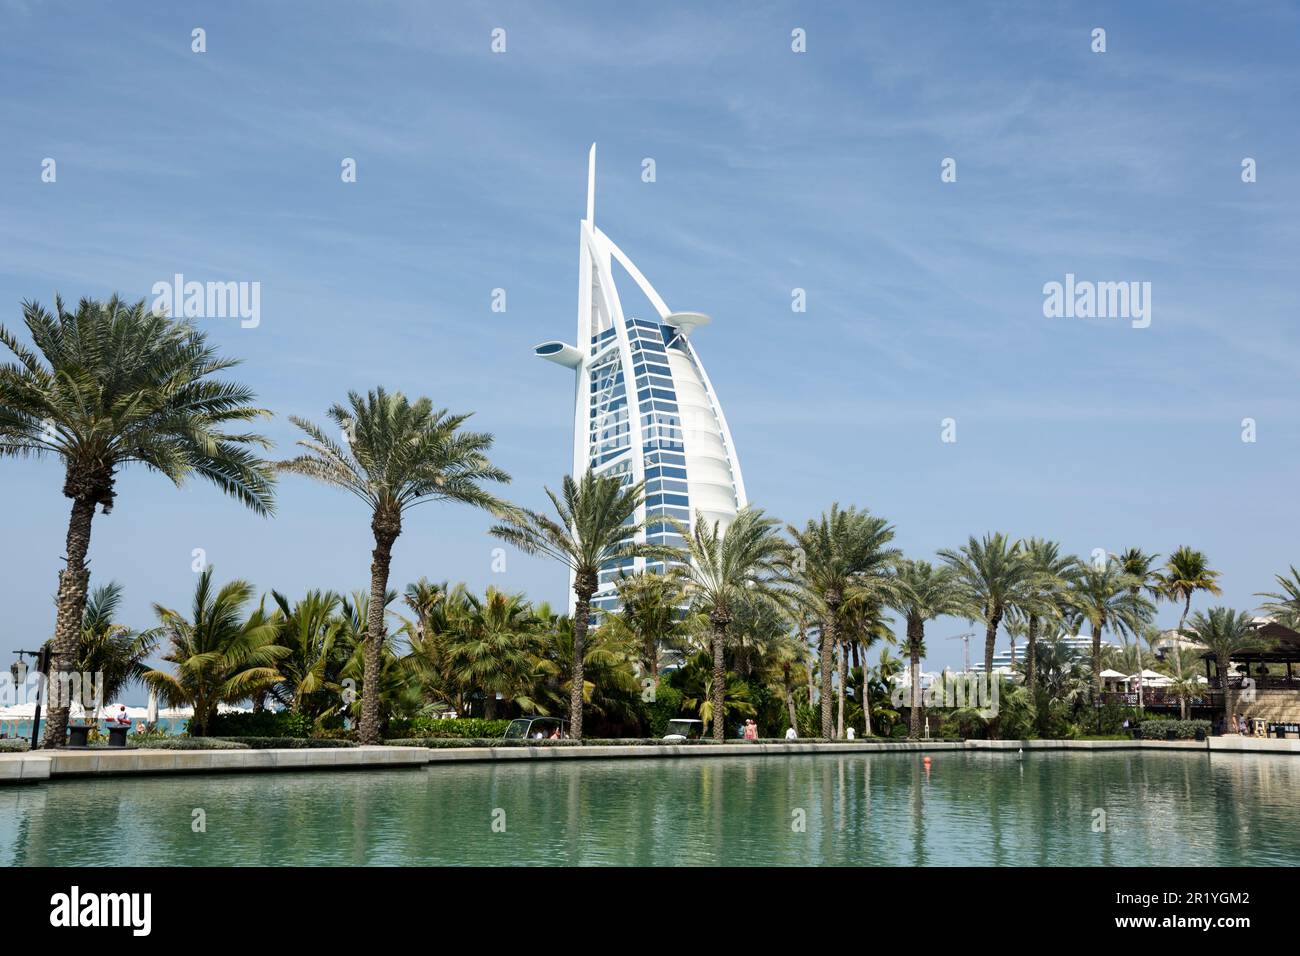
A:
534,145,747,618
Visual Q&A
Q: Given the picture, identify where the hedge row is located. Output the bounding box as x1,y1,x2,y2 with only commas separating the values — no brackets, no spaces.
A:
0,738,30,752
383,737,869,748
129,737,251,750
385,717,511,739
209,736,357,749
1138,720,1212,740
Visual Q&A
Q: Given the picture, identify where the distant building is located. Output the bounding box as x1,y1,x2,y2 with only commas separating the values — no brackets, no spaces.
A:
991,634,1117,672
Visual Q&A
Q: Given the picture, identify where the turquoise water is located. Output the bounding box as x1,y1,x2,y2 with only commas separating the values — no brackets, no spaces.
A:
2,751,1297,866
1,717,188,742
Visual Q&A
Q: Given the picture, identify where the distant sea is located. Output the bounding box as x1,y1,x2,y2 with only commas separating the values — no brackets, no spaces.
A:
0,717,188,742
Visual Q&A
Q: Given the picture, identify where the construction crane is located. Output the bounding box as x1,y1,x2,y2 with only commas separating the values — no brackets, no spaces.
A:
945,632,976,674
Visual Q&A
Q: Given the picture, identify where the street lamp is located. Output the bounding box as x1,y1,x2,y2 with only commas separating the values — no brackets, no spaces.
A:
10,647,50,749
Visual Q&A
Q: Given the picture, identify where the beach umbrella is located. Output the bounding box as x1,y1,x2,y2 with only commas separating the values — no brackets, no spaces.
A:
147,688,158,725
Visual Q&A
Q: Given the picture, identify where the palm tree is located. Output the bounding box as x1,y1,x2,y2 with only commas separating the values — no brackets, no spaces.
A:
0,297,276,746
443,588,548,718
1159,643,1205,720
608,570,687,682
1182,607,1272,730
670,507,789,741
789,504,899,739
891,560,963,738
1017,539,1078,698
1154,546,1222,634
69,582,159,713
1065,555,1154,709
335,588,421,728
545,610,641,732
268,589,347,721
400,580,469,714
279,389,510,744
1257,567,1300,630
939,533,1031,731
1026,634,1089,735
143,568,287,736
489,470,652,739
840,597,894,736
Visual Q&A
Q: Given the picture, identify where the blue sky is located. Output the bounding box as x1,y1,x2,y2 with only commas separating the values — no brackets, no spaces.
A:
1,0,1297,686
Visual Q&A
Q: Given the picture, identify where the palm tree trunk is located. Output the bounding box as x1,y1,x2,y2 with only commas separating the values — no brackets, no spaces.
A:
783,666,798,732
985,607,1002,740
908,616,922,739
1026,615,1039,698
42,493,97,748
711,615,727,742
362,509,400,745
1090,621,1103,707
836,639,846,739
857,641,871,737
1221,673,1234,735
570,578,595,741
820,597,839,739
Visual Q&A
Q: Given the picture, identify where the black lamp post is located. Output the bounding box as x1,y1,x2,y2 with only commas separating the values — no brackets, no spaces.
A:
11,647,51,749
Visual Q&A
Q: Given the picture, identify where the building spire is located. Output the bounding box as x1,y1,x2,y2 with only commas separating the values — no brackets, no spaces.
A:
586,143,596,224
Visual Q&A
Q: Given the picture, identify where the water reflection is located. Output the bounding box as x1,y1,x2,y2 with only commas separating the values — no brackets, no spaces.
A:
2,752,1297,866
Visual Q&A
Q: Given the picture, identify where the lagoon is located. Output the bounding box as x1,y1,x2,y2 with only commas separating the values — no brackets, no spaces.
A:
2,751,1297,866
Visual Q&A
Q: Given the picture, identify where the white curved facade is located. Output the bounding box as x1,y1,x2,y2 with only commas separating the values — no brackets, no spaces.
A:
534,145,747,617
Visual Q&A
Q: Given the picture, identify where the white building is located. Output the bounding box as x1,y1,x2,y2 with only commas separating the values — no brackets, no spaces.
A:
535,145,747,617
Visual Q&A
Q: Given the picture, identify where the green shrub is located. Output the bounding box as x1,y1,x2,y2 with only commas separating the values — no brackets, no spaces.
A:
128,737,250,750
211,736,356,749
385,717,511,739
0,738,31,752
645,684,684,738
204,710,314,739
1138,719,1211,740
384,736,849,748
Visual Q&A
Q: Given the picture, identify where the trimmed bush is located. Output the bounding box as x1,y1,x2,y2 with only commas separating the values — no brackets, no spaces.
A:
211,736,357,749
128,737,250,750
385,717,511,739
1138,720,1211,740
384,736,866,748
0,738,31,752
204,710,314,739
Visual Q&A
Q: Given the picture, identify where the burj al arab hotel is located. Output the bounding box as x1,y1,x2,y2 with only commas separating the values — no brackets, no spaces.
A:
534,145,748,618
